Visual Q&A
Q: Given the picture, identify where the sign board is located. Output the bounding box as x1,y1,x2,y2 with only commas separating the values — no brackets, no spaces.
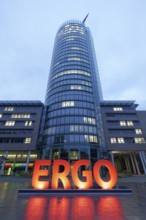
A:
32,159,117,190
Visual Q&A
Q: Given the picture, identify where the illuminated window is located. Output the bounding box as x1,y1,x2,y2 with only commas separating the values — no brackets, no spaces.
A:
70,125,96,133
70,125,74,132
70,47,87,52
70,125,82,132
111,137,125,144
71,85,82,90
25,121,32,126
134,138,145,143
11,114,30,118
84,135,98,143
127,121,134,126
5,121,15,126
52,70,90,79
25,138,31,144
113,107,123,111
120,121,134,126
135,129,142,134
110,138,117,143
71,47,80,50
30,154,37,159
62,101,74,107
4,107,14,111
70,151,79,160
81,81,91,86
66,38,74,41
52,151,59,159
90,136,97,143
117,138,125,143
68,57,89,63
0,114,2,118
68,57,81,61
70,85,90,91
83,117,95,124
120,121,126,126
58,26,85,37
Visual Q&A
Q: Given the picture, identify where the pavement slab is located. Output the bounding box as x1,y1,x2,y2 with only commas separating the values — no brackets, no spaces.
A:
0,177,146,219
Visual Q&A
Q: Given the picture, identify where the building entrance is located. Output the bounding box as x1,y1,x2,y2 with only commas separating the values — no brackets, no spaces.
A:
111,151,146,176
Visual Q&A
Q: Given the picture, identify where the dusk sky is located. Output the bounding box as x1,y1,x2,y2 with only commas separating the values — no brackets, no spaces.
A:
0,0,146,109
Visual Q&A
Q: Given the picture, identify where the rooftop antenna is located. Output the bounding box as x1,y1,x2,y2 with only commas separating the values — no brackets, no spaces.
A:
82,13,89,23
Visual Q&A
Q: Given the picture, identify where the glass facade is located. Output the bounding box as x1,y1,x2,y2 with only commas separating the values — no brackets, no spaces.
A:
44,20,103,165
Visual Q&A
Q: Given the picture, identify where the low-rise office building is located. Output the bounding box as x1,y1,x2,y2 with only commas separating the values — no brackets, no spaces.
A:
100,100,146,175
0,101,43,175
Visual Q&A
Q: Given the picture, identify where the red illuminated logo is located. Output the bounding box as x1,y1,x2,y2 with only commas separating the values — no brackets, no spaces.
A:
32,159,117,190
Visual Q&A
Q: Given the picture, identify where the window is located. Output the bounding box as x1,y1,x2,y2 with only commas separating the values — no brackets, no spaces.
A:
68,57,89,63
52,69,90,80
25,138,31,144
5,121,15,126
81,81,91,86
62,101,74,107
117,138,125,144
70,47,86,51
11,114,30,118
120,121,126,126
127,121,134,126
135,129,142,134
120,121,134,126
54,136,64,143
68,57,81,61
84,135,98,143
134,138,145,143
70,125,74,132
110,138,117,143
71,85,82,90
25,121,32,126
110,138,125,144
70,125,95,133
0,114,2,118
66,38,74,41
83,117,95,124
70,150,79,160
45,127,56,135
4,107,14,111
113,107,123,111
70,85,91,92
53,150,59,159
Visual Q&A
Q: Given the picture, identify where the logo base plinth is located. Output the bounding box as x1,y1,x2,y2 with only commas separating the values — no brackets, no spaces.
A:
18,188,132,196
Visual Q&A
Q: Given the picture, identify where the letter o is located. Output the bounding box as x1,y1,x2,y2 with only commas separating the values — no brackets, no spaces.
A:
93,159,117,189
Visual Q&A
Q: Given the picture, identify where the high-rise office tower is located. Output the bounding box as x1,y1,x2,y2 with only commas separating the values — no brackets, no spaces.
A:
44,19,104,166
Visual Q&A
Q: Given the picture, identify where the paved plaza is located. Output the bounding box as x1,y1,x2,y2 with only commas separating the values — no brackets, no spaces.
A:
0,176,146,219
